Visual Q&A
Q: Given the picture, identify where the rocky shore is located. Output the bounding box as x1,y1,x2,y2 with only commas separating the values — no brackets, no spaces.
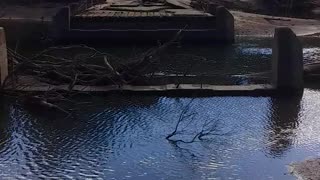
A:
289,158,320,180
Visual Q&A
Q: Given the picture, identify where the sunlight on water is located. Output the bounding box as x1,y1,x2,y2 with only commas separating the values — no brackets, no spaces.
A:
0,37,320,179
0,89,320,179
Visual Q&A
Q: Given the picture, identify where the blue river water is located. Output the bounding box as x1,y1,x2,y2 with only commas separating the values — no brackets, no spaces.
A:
0,37,320,179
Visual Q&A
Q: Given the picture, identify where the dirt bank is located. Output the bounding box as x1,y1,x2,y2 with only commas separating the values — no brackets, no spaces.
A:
289,158,320,180
232,11,320,36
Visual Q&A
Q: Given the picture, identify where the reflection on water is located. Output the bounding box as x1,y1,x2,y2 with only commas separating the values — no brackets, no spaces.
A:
0,90,320,179
265,96,301,157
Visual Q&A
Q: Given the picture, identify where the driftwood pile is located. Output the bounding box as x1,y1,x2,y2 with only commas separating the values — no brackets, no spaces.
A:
3,44,163,115
1,33,180,115
5,46,155,88
4,34,180,90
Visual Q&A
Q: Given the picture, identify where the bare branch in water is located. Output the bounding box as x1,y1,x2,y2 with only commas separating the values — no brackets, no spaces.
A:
166,99,229,144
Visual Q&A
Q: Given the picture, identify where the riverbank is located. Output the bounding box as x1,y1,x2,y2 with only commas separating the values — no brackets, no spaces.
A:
289,158,320,180
232,11,320,37
1,3,320,41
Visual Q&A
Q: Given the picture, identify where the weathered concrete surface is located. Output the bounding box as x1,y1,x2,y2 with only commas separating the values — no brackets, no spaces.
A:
65,4,234,43
65,1,234,43
289,158,320,180
272,27,303,91
106,0,192,9
5,76,274,96
64,28,219,43
166,0,192,9
0,27,8,85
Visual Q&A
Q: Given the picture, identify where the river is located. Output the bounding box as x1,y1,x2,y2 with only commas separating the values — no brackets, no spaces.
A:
0,37,320,179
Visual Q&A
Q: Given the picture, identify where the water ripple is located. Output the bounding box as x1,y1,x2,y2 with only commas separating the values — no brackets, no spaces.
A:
0,38,320,179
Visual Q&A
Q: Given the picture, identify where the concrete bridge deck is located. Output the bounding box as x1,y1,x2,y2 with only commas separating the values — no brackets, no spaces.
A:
74,1,208,18
51,0,234,43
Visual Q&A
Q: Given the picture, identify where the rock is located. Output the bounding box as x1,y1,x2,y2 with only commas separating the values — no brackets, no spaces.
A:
289,158,320,180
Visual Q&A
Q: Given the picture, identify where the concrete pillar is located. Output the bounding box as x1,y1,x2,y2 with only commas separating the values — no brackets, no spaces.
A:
216,6,235,43
272,27,303,92
51,7,70,39
0,27,8,86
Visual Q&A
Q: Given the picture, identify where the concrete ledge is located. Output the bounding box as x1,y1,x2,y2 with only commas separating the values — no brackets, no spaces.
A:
0,27,8,86
71,16,217,30
65,29,218,42
6,83,276,96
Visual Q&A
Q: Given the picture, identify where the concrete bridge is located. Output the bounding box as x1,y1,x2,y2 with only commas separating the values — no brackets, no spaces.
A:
51,0,234,43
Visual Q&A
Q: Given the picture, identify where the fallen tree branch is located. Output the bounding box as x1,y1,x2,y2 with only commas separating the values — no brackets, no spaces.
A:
166,99,230,144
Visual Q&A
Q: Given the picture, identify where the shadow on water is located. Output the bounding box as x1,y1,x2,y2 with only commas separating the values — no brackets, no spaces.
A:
2,94,162,167
264,95,302,157
0,92,315,179
0,97,10,153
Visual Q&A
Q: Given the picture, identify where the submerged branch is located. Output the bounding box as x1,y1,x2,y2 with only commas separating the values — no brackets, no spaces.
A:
166,99,229,144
